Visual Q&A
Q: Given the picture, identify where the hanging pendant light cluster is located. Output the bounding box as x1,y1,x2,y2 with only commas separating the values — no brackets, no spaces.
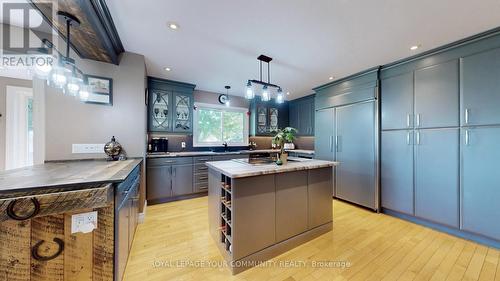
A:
246,55,284,103
33,11,90,101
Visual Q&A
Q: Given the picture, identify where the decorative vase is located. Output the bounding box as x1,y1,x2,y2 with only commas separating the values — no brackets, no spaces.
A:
284,143,295,150
280,152,288,165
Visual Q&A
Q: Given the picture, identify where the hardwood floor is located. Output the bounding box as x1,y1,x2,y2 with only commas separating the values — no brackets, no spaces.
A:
123,197,500,281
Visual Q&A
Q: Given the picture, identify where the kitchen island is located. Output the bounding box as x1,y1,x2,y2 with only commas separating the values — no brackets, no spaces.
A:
206,157,337,274
0,159,142,281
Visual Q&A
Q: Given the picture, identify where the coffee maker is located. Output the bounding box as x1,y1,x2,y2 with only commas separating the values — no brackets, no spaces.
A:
149,137,168,153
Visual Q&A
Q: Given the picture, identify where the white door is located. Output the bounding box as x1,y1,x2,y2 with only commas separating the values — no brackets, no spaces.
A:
5,86,33,170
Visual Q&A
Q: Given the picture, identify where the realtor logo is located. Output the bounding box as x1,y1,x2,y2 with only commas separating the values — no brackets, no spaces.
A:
2,2,53,54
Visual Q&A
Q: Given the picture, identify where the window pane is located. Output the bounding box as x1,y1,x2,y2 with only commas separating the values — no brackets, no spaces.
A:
197,108,222,143
223,111,244,143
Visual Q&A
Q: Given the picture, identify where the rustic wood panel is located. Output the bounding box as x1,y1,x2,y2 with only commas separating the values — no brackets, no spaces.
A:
31,215,65,281
0,185,112,222
93,203,114,281
0,220,31,281
29,0,123,64
64,209,94,281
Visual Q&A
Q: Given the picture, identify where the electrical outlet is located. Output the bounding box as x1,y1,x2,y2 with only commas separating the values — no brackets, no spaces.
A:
72,144,105,154
181,142,186,148
71,211,98,234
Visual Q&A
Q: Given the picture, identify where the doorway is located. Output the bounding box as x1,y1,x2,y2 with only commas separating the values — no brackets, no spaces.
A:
5,86,33,170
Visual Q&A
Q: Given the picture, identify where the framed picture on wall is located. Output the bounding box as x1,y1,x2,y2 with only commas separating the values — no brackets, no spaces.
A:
85,75,113,105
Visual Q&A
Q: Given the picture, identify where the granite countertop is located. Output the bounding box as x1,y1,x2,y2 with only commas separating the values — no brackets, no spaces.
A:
147,149,314,158
0,159,142,195
206,157,338,178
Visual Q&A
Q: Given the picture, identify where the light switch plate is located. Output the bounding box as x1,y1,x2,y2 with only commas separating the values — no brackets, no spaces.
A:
72,144,105,154
71,211,98,234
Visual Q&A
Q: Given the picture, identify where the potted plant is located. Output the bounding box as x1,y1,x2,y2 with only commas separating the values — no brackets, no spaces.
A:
272,127,298,165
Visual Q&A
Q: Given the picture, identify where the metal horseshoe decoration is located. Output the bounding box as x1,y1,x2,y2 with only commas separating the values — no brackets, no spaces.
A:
32,238,65,261
6,198,41,220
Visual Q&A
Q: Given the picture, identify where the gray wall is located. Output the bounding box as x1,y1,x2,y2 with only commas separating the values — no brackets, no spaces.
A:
0,77,33,170
45,52,147,160
194,89,249,108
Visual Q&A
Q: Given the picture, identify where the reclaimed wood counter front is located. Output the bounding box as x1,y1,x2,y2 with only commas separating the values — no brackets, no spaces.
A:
0,159,143,281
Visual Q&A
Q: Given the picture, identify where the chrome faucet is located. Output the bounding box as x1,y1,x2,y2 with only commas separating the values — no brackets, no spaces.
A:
222,141,228,152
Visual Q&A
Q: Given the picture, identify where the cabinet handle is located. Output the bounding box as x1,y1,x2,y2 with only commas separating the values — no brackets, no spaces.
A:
465,130,470,145
406,114,411,128
416,114,421,127
329,136,333,152
464,109,470,125
173,167,176,177
335,136,340,152
416,131,421,145
406,131,411,145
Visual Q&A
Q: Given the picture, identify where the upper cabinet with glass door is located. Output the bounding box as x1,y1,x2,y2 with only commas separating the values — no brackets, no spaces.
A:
148,77,196,133
173,92,192,133
250,96,289,136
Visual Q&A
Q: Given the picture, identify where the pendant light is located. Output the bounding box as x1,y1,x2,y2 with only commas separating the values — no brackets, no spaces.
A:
224,85,231,107
262,85,270,102
42,11,90,102
245,54,286,103
276,88,284,104
246,81,254,99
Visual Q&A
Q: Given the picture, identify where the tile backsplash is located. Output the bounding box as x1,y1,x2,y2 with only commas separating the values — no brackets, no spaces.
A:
148,134,314,152
249,136,314,150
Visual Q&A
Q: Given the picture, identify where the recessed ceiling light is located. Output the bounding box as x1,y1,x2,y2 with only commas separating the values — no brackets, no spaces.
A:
168,22,179,30
329,76,334,80
286,92,290,95
164,67,171,71
410,44,421,51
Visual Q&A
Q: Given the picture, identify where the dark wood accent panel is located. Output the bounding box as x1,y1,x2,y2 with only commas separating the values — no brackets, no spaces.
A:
30,0,124,64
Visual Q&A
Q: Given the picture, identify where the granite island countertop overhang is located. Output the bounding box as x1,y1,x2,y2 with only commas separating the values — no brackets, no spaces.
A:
0,159,142,195
205,157,338,178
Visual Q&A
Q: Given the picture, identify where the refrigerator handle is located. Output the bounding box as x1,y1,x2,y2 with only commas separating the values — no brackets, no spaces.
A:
465,130,470,145
465,108,470,125
406,114,411,128
416,114,421,127
416,131,420,145
406,131,411,145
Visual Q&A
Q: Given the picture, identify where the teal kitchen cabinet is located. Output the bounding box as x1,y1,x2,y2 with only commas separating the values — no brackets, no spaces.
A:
381,72,414,130
381,130,414,215
461,47,500,126
288,95,315,136
148,77,196,133
250,96,289,136
414,128,459,228
461,126,500,240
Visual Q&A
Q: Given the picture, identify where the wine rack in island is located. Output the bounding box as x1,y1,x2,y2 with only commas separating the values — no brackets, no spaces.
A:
220,174,232,254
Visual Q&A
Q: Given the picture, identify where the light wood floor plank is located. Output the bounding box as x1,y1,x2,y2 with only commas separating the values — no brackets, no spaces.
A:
123,197,499,281
478,248,499,281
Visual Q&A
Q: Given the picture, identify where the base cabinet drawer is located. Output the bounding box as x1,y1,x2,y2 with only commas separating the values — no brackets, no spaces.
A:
194,182,208,193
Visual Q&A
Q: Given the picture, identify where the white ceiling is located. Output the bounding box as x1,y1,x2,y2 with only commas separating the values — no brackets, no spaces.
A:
107,0,500,99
